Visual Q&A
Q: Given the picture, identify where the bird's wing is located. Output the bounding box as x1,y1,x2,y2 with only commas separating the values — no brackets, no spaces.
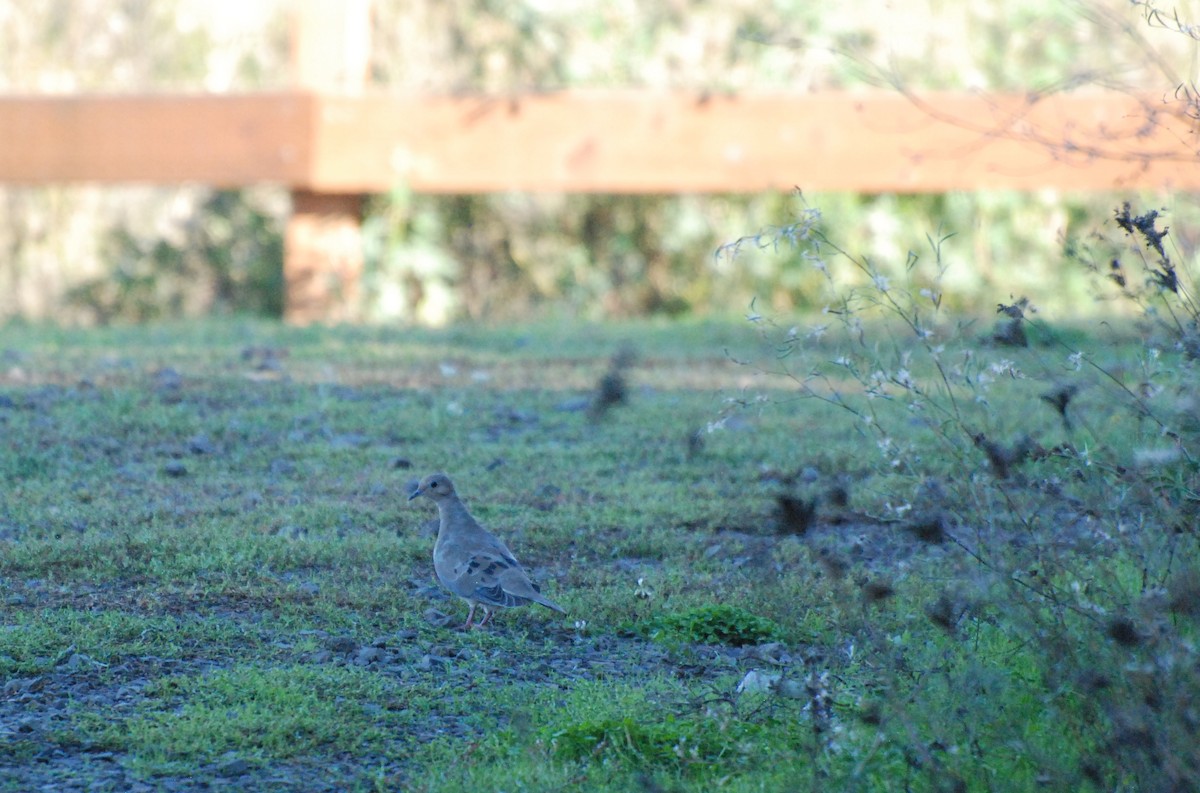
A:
435,522,566,614
445,549,537,608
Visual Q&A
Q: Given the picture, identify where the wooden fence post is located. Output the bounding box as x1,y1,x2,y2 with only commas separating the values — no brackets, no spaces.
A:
284,190,366,324
284,0,371,324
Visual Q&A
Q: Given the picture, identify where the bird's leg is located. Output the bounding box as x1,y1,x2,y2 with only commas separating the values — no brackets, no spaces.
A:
476,607,494,627
461,602,477,630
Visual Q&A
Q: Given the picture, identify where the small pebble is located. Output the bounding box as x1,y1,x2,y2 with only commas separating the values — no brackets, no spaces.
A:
187,434,215,455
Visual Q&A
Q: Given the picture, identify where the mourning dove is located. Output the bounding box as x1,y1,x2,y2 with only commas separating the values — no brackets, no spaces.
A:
408,472,566,629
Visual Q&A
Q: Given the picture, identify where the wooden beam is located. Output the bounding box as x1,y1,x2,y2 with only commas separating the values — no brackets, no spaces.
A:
309,91,1200,193
1,91,1196,193
0,93,314,186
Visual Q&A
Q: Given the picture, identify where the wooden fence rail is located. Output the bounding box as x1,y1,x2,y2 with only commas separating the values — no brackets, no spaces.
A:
3,90,1197,193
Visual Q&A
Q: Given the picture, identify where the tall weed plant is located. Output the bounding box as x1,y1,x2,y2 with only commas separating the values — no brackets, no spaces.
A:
721,193,1200,790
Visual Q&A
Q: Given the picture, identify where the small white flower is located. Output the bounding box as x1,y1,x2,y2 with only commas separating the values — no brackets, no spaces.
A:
872,274,890,292
737,670,781,695
635,577,655,599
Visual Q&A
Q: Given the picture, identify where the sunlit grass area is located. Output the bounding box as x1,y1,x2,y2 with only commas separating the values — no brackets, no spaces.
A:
2,314,1196,790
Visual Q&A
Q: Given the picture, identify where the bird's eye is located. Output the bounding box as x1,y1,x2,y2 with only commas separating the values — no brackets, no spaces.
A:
430,482,438,488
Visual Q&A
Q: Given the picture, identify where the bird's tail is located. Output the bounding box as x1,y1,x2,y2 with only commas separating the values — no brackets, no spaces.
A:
534,593,567,614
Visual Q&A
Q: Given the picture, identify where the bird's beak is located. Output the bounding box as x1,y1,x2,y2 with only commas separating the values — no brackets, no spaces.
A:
407,487,422,501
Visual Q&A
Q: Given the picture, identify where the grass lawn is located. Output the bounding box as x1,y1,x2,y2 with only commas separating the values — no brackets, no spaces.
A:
0,317,1197,791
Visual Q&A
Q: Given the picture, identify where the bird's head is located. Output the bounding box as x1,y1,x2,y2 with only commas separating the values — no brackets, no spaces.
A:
408,472,455,502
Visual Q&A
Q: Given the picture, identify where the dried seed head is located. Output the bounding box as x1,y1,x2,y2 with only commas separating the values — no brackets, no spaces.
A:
588,346,636,420
862,580,896,603
926,594,960,633
826,482,850,508
1114,202,1169,259
973,433,1038,478
589,370,628,419
1106,616,1142,647
996,297,1031,319
776,494,817,536
1040,383,1079,425
858,699,883,725
907,513,950,544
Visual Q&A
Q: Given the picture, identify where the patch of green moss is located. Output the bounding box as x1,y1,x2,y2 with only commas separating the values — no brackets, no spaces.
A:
549,715,763,776
636,604,781,646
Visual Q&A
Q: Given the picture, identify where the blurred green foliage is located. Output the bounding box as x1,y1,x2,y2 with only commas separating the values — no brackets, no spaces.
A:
65,190,284,322
362,187,1200,322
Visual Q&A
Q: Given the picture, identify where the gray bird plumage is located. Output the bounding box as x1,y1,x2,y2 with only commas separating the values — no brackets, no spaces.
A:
408,472,566,628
